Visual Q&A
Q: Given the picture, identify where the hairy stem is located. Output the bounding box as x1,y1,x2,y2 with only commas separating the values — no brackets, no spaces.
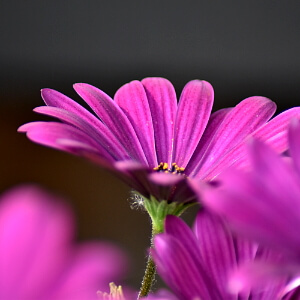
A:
137,225,159,299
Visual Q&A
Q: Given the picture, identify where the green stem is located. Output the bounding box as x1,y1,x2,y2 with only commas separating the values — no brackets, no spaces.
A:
137,251,156,298
137,225,159,299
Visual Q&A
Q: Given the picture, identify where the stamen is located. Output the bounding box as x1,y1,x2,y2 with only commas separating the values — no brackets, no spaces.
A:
97,283,124,300
153,162,185,174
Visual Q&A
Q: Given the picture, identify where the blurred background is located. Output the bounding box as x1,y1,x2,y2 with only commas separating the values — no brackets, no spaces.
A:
1,0,300,289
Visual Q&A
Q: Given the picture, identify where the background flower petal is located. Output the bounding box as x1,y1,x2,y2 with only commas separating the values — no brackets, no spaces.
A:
193,210,238,295
202,140,300,258
153,234,220,300
287,119,300,174
0,186,73,298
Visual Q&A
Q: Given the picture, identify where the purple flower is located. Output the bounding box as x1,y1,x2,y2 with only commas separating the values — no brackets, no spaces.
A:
0,185,126,300
200,119,300,294
19,78,300,203
151,210,296,300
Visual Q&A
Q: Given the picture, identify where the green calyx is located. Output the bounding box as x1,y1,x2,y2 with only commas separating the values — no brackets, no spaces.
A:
143,195,196,234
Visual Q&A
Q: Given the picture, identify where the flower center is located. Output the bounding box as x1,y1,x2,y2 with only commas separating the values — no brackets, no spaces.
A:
153,162,185,174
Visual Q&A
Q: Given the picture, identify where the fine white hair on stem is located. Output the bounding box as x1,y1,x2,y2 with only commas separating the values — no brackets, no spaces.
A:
129,191,145,210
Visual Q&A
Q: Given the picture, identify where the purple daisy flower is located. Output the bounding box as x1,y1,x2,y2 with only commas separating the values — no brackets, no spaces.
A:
151,210,298,300
19,78,300,204
0,185,126,300
200,119,300,294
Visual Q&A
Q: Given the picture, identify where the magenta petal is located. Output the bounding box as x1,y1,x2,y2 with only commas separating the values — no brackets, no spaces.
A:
21,78,300,209
202,141,300,257
164,215,201,261
153,235,218,300
115,160,147,171
289,119,300,174
193,211,237,295
172,80,214,168
41,88,107,130
50,242,127,299
141,78,177,165
147,174,196,203
143,289,179,300
253,107,300,153
208,108,300,178
189,96,276,178
184,108,232,176
0,186,128,299
73,83,147,164
229,261,290,296
248,140,300,218
115,80,157,167
0,186,74,298
197,107,300,180
41,89,130,160
114,161,157,197
149,172,183,186
19,122,114,161
34,106,130,160
169,179,198,204
153,211,288,299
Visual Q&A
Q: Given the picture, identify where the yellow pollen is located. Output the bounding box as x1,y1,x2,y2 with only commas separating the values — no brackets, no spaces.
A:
153,162,185,174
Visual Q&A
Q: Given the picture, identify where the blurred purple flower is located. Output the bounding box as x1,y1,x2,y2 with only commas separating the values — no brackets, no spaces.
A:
142,289,178,300
201,119,300,294
0,185,126,300
19,78,300,203
151,210,297,300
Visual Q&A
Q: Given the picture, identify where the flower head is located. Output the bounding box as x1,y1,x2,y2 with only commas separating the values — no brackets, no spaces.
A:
151,210,296,300
201,119,300,293
19,78,300,204
0,185,126,299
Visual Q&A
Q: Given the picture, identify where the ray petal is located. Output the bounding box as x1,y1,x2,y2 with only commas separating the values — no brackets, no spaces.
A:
73,83,147,164
193,210,238,296
185,108,232,176
189,96,276,178
114,80,157,167
200,107,300,180
19,122,114,161
172,80,214,168
34,106,130,160
141,78,177,165
288,119,300,174
153,234,219,300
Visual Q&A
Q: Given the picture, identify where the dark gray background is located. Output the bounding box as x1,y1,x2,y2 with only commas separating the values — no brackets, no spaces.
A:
2,1,300,108
1,0,300,289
